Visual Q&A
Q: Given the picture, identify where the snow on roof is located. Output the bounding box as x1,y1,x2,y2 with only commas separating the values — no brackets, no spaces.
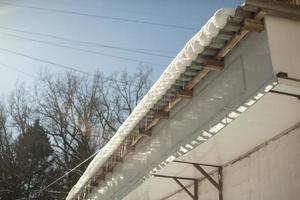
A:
66,7,236,200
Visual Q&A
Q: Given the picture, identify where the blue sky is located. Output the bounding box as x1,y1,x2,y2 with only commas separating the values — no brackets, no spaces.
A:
0,0,242,97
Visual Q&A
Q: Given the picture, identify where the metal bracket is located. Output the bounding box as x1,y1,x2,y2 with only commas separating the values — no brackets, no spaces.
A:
154,174,198,200
276,72,300,83
270,90,300,100
174,160,223,200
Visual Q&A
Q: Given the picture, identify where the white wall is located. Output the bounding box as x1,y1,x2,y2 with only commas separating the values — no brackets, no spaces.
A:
266,16,300,79
172,126,300,200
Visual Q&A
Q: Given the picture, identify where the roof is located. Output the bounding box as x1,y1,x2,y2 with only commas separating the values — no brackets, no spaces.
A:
66,7,236,200
66,1,300,199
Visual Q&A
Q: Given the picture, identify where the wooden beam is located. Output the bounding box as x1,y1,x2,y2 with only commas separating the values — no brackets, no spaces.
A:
91,181,99,187
243,18,264,32
177,89,193,99
203,59,224,71
113,155,123,163
126,145,135,152
145,118,159,131
246,0,300,17
143,110,169,131
214,29,248,60
154,110,169,119
96,174,106,181
163,97,182,112
254,9,268,21
267,8,300,22
139,129,152,137
215,13,265,61
102,167,113,173
185,68,210,90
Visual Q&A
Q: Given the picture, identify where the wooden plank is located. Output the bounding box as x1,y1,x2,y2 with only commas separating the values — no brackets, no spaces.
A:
209,40,226,49
144,111,169,131
177,89,193,99
163,97,182,112
254,9,268,21
190,61,203,70
201,48,218,56
184,69,199,76
91,181,99,187
267,8,300,22
203,59,224,71
246,0,300,17
139,129,152,137
102,167,113,173
214,29,249,60
113,154,123,163
185,68,210,90
216,31,235,41
154,110,169,119
215,10,266,60
243,18,264,32
95,174,105,182
126,145,135,152
222,21,242,32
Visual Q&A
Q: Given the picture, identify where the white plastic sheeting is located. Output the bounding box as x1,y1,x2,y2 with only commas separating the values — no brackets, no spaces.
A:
66,8,236,200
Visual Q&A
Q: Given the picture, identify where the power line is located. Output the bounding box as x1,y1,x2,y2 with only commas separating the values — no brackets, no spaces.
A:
0,59,153,88
0,26,175,56
0,2,197,31
0,47,91,75
28,189,68,194
0,30,173,59
39,149,100,194
0,32,169,66
0,47,165,76
0,61,38,79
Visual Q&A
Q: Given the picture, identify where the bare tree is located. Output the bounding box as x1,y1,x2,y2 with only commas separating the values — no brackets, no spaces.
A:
109,66,152,125
9,84,33,135
0,102,22,200
0,66,152,197
33,66,152,177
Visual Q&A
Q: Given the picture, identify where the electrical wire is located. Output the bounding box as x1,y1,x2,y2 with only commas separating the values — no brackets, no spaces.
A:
0,2,197,31
0,32,169,66
39,149,100,193
0,47,165,77
0,26,175,56
0,59,154,88
0,62,38,79
0,47,91,75
0,30,173,59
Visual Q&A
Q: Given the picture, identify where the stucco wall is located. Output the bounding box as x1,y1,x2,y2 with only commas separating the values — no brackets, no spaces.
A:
266,16,300,79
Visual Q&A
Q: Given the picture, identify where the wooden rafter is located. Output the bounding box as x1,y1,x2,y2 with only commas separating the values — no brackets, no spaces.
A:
177,89,193,99
215,16,264,60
